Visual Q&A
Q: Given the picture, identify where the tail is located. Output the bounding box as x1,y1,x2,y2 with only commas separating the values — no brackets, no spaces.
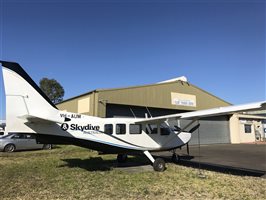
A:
1,61,63,133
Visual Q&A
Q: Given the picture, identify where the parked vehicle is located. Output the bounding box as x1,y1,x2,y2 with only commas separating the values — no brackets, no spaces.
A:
0,127,4,135
0,133,52,152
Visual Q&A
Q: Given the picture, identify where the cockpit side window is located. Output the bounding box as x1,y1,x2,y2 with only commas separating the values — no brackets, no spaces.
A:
146,124,158,134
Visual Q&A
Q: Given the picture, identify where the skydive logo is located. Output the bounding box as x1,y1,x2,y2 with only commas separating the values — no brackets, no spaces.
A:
61,123,100,132
61,123,69,131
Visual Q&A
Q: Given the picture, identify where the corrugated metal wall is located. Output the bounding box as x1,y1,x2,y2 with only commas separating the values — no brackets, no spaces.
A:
178,116,230,145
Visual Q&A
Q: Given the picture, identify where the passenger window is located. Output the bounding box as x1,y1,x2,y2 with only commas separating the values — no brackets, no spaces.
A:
30,134,36,139
26,134,35,139
12,135,18,139
130,124,142,134
146,124,158,134
104,124,113,135
12,134,24,139
116,124,126,134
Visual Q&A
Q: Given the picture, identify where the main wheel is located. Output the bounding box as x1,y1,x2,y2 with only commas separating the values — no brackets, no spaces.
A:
42,144,52,150
153,158,165,172
117,154,128,163
4,144,16,152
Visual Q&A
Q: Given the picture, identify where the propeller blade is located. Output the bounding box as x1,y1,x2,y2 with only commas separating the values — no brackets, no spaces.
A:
174,126,182,132
186,143,190,155
189,124,200,133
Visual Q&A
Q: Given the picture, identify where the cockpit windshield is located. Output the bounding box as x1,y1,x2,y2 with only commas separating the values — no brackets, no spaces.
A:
160,122,171,135
172,125,182,132
146,122,182,135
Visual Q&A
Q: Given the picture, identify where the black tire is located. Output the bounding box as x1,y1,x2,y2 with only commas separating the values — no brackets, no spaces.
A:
42,144,52,150
4,144,16,152
117,154,128,163
153,158,165,172
171,154,180,163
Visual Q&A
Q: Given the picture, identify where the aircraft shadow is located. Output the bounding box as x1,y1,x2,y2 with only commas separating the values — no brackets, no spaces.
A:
59,156,151,172
59,154,265,177
167,155,266,177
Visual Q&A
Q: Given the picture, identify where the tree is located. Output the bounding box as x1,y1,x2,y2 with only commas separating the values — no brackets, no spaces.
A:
39,78,65,104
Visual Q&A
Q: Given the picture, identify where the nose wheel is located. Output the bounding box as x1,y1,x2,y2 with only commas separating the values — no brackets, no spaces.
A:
144,150,166,172
171,153,180,163
153,158,165,172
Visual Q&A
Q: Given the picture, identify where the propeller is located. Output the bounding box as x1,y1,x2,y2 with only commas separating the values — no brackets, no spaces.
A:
186,123,200,155
189,124,200,133
186,142,190,155
174,125,182,132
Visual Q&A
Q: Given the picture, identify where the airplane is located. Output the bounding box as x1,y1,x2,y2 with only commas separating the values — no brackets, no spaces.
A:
1,60,265,171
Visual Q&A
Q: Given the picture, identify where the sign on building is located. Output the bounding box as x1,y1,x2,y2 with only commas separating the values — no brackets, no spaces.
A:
171,92,196,107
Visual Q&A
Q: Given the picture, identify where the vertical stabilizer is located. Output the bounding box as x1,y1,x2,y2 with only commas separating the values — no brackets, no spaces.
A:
1,61,60,133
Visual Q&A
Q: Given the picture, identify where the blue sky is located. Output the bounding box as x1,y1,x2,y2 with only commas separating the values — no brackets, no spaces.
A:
0,0,265,119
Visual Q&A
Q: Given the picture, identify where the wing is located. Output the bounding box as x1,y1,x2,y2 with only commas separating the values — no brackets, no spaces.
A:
135,101,266,124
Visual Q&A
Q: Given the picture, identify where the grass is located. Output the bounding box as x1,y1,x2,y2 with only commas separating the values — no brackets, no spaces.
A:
0,145,265,200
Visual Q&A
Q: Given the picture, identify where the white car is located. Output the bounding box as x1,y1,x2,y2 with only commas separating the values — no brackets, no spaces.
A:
0,133,52,152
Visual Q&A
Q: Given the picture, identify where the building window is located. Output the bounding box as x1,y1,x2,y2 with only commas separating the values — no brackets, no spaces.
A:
244,124,252,133
116,124,126,134
130,124,142,134
104,124,113,135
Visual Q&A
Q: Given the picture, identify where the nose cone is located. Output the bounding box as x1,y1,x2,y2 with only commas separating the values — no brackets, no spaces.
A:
178,132,192,144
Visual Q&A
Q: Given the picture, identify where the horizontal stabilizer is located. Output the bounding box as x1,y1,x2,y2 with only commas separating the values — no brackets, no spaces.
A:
18,114,65,124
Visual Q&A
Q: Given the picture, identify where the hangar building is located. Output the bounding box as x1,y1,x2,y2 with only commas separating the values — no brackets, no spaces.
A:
57,77,265,145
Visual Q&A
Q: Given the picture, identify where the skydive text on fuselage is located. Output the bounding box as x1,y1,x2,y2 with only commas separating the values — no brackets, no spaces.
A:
70,124,100,131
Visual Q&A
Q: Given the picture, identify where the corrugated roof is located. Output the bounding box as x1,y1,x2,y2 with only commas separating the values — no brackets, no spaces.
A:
57,80,186,104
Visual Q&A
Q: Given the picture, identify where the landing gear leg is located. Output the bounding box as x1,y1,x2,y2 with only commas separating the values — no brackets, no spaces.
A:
171,152,180,163
144,151,165,172
117,154,128,163
170,149,180,163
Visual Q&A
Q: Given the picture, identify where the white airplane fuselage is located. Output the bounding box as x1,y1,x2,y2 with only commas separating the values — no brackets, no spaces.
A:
34,110,192,154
